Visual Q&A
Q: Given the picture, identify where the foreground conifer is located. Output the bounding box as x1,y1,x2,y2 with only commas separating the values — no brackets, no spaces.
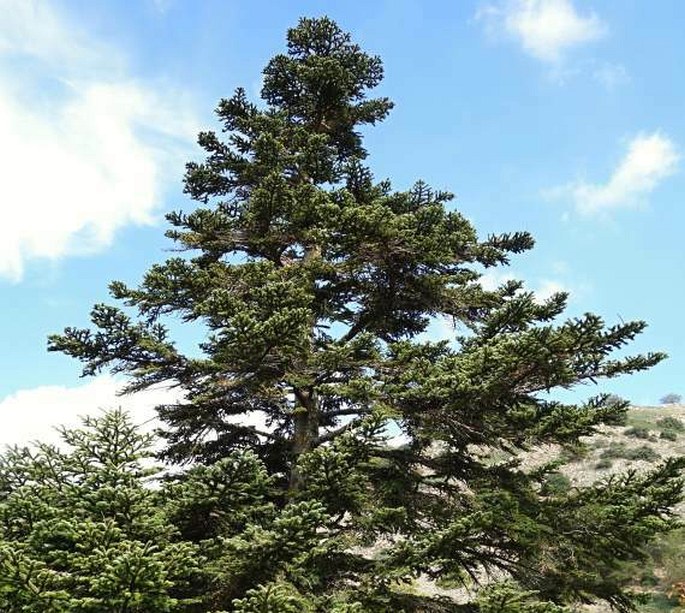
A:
0,411,201,610
49,17,684,611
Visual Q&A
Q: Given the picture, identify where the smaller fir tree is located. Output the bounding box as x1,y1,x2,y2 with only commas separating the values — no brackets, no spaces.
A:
0,410,201,612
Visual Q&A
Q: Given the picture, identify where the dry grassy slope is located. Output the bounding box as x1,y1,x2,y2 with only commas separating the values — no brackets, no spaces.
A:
526,404,685,490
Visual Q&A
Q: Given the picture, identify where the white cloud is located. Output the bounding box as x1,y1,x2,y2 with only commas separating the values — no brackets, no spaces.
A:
0,376,272,451
479,271,571,304
478,270,517,291
0,376,180,448
533,279,568,303
555,133,680,216
0,0,198,281
421,271,571,344
593,61,629,90
477,0,606,63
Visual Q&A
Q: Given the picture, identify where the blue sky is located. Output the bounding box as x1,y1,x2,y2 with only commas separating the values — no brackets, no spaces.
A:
1,0,683,444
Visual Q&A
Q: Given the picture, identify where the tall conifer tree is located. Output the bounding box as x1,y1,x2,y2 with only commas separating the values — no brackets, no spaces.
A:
49,17,684,611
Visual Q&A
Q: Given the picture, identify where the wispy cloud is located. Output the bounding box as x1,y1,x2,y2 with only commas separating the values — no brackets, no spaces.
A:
0,0,198,281
550,133,680,216
149,0,173,14
592,61,630,90
476,0,606,64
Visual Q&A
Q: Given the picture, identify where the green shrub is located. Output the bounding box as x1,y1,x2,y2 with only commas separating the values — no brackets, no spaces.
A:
541,472,572,496
660,430,678,442
627,445,661,462
651,528,685,588
600,443,660,463
558,444,588,463
638,571,660,587
600,442,628,459
656,417,685,432
595,458,613,470
625,426,650,439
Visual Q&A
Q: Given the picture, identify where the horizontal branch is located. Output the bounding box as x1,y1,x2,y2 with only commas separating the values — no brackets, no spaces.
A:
325,407,370,418
314,419,361,446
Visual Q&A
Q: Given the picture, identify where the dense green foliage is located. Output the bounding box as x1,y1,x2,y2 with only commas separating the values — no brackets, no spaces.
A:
0,411,200,611
42,16,685,612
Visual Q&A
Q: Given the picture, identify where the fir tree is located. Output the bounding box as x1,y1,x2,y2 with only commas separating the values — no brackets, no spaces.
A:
0,410,201,612
49,17,684,611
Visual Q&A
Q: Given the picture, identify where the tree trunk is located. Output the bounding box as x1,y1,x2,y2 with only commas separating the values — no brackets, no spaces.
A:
289,388,319,493
288,242,322,493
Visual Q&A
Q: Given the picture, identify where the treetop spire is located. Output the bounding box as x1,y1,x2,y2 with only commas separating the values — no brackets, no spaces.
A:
261,16,393,159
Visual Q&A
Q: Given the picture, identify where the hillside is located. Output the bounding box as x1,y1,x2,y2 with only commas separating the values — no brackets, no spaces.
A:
412,405,685,611
540,404,685,612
